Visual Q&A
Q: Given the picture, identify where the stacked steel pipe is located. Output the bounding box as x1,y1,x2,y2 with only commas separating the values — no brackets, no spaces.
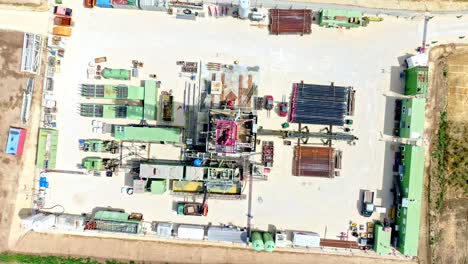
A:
269,9,312,35
289,82,350,126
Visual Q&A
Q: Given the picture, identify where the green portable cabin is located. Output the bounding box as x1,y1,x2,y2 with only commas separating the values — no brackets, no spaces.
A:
319,9,364,28
399,98,426,139
396,145,425,256
374,223,391,255
404,66,428,96
82,157,104,170
84,139,104,152
36,128,59,169
150,179,167,194
143,80,158,121
112,126,181,143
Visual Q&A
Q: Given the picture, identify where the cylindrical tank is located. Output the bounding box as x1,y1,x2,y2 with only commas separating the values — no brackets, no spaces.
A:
263,232,276,252
238,0,250,19
193,159,203,167
251,231,264,251
32,214,56,231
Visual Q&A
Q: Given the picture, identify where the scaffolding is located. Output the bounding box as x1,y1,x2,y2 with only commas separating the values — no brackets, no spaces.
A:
20,33,43,75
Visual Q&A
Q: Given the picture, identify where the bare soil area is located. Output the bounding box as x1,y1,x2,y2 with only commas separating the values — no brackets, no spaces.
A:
426,45,468,264
12,232,417,264
0,30,43,251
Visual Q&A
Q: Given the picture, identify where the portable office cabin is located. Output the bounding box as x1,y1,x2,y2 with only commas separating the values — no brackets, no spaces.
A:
112,126,181,143
319,9,364,28
404,66,428,95
399,98,426,139
143,80,158,120
374,223,391,255
36,128,58,169
396,145,424,256
5,127,27,156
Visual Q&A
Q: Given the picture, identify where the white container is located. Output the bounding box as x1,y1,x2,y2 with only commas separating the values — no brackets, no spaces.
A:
157,223,173,238
293,231,320,248
21,213,45,230
32,214,56,231
177,225,204,240
238,0,250,19
406,53,428,68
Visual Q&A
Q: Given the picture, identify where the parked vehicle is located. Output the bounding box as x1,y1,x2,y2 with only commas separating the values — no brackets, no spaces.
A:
361,190,375,217
177,202,208,216
54,16,72,26
177,184,208,216
84,0,96,8
264,95,274,110
278,97,288,117
53,26,72,37
54,6,73,17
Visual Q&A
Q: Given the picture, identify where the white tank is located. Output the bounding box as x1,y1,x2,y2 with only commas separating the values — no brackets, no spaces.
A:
238,0,250,19
21,213,45,230
32,214,56,231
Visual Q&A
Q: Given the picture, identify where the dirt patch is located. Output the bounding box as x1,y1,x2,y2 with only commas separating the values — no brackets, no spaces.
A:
425,44,468,264
12,232,417,264
0,30,44,252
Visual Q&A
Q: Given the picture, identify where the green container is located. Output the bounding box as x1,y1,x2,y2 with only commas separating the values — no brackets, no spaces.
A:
102,68,131,80
251,232,264,251
281,122,290,129
263,232,276,252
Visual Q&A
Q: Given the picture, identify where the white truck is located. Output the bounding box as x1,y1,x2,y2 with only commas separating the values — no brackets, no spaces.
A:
361,190,375,217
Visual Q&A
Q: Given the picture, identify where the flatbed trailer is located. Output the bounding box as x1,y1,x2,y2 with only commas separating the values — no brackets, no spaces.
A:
162,94,174,122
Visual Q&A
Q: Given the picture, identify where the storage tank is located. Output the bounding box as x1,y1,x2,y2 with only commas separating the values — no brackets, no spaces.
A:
21,213,45,230
32,214,56,231
251,231,264,251
138,0,167,11
263,232,276,252
238,0,250,19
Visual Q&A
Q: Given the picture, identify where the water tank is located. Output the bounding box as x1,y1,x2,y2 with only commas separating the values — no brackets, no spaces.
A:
251,231,264,251
193,159,203,167
32,214,56,231
238,0,250,19
263,232,276,252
